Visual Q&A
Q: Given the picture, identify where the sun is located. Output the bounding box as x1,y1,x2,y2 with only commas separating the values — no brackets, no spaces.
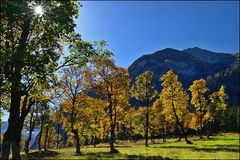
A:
35,5,43,17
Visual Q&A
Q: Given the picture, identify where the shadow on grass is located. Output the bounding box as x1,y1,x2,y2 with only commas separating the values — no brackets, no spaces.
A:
21,150,60,159
151,145,239,153
85,145,132,148
83,152,172,160
21,150,172,160
192,137,239,142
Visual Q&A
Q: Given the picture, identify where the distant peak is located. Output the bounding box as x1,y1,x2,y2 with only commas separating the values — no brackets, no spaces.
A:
183,47,215,53
184,47,204,51
163,48,178,51
153,48,180,55
192,47,201,49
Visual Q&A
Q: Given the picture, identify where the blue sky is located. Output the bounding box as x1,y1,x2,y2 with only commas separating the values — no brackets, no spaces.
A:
75,1,239,68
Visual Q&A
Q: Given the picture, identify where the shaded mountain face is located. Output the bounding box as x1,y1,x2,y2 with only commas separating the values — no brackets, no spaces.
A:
207,53,240,106
183,47,235,64
128,47,238,106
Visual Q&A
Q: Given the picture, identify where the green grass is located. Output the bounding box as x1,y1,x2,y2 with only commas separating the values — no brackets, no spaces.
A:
21,133,239,159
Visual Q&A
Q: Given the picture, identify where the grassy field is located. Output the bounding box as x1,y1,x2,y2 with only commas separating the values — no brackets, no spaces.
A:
21,133,239,159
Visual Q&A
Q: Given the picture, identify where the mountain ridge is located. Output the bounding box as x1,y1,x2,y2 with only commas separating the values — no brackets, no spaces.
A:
128,47,239,106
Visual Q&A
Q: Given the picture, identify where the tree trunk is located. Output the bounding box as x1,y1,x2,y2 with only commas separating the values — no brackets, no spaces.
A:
2,89,22,160
109,94,118,153
150,132,155,144
171,100,192,144
38,119,44,151
56,124,60,149
43,126,49,151
0,99,2,155
24,111,34,154
73,130,80,154
109,106,115,153
63,132,67,147
198,104,204,139
94,136,96,147
48,132,52,148
207,119,214,139
91,135,96,147
199,115,203,139
145,105,149,147
162,136,166,142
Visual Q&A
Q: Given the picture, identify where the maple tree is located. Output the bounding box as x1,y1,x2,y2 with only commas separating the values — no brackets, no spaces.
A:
130,71,158,147
60,66,85,154
206,85,227,138
151,97,170,142
189,79,209,139
160,70,192,144
83,55,130,153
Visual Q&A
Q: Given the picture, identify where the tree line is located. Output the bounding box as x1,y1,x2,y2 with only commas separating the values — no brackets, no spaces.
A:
3,54,238,156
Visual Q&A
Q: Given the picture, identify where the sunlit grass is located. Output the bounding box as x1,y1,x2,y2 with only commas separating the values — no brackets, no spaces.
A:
21,133,239,159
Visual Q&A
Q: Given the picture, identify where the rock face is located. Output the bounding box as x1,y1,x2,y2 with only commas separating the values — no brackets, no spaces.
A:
128,47,239,106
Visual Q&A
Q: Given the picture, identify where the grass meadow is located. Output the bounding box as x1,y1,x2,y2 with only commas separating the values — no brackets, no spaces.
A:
20,133,240,159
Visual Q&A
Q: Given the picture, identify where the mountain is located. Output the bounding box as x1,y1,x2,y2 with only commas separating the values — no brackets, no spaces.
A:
206,53,240,106
183,47,235,64
1,121,65,149
128,47,239,106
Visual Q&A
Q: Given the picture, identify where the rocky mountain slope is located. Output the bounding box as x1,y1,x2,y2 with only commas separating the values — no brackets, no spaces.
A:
128,47,239,106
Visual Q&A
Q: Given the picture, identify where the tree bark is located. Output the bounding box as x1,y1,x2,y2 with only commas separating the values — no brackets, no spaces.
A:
207,119,214,139
43,126,49,151
38,119,44,151
48,131,52,148
145,106,149,147
0,95,2,155
73,130,80,154
2,83,22,160
171,100,192,144
199,108,203,139
56,124,60,149
93,135,96,147
24,111,34,154
109,93,118,153
63,132,67,147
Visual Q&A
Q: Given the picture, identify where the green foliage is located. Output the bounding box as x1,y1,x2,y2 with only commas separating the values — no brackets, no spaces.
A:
124,107,146,137
131,71,157,104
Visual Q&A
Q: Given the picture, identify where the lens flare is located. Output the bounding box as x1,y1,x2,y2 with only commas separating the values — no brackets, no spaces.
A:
35,5,43,16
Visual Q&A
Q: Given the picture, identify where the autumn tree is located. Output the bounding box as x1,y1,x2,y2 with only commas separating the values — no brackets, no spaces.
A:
60,66,85,154
86,97,107,147
83,55,130,153
0,1,96,158
160,70,192,144
130,71,157,147
124,108,137,141
151,97,170,142
189,79,209,139
206,85,227,138
124,107,146,141
37,102,51,151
